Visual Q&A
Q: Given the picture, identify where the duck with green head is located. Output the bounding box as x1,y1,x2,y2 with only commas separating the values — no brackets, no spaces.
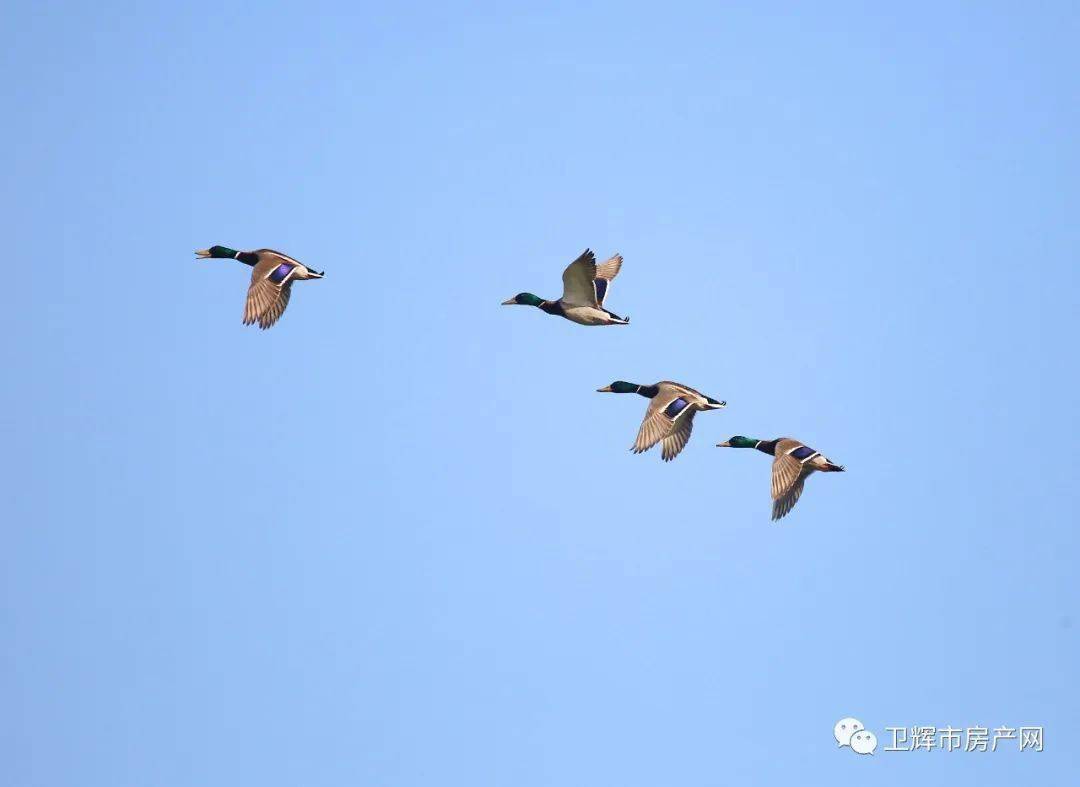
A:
195,246,324,329
716,436,845,520
502,249,629,326
597,380,726,461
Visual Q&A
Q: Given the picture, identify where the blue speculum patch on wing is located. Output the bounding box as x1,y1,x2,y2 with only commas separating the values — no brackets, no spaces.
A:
664,397,689,418
594,278,608,304
790,445,816,460
269,263,293,284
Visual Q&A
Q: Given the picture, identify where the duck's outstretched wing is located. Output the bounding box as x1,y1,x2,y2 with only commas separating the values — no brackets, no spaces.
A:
244,257,296,330
560,249,599,306
632,384,697,461
561,249,624,307
772,476,806,521
770,438,813,520
592,254,623,307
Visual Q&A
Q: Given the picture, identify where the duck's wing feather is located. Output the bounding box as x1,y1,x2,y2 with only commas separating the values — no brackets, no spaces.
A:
772,476,805,521
257,281,292,329
660,415,693,461
561,249,599,307
244,256,296,329
770,438,810,518
592,253,622,306
770,439,806,498
632,383,698,459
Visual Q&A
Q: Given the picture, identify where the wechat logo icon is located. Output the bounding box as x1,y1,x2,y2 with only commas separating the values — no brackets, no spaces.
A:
835,717,877,755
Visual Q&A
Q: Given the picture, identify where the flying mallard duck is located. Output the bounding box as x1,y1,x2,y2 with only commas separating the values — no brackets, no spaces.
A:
502,249,629,325
716,437,845,521
195,246,324,329
597,381,726,461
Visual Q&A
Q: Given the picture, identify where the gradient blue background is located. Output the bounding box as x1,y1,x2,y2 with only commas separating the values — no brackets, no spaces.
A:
3,1,1077,784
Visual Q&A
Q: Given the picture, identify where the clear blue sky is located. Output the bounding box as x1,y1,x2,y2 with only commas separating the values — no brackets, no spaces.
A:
3,2,1077,784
